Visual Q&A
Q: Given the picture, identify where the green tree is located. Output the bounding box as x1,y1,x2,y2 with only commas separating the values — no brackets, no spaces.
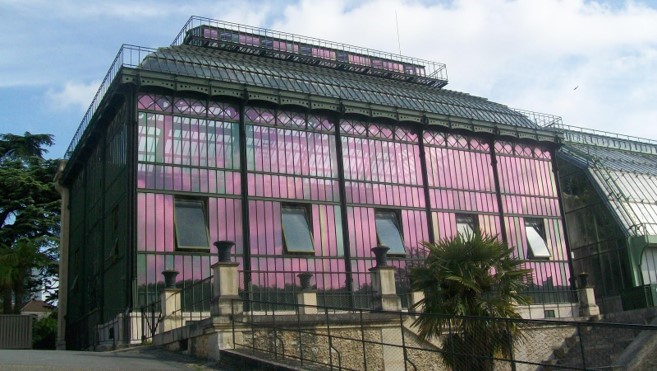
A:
0,132,59,313
410,231,531,371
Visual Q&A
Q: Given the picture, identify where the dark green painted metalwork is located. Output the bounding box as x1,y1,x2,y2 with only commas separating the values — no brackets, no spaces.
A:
489,139,508,244
238,100,253,304
137,45,538,129
417,123,436,244
557,157,633,312
333,109,355,306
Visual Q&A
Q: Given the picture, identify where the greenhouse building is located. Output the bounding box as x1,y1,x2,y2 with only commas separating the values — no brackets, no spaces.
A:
56,17,574,350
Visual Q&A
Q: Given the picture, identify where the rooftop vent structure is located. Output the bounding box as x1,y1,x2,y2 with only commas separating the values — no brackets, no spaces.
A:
173,16,449,88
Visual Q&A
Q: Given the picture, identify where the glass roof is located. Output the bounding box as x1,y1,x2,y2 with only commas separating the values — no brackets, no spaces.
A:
139,45,537,129
558,126,657,236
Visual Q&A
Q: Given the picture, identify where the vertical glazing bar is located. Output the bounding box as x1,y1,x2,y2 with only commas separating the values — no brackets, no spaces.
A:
552,154,576,289
490,141,508,243
238,100,252,308
334,111,354,306
418,125,435,243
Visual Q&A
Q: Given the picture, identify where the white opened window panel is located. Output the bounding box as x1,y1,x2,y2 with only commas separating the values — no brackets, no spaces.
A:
456,214,477,238
526,223,551,259
457,222,474,238
375,211,406,255
282,206,315,253
174,199,210,250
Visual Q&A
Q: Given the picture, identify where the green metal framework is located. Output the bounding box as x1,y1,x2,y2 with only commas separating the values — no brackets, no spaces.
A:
554,124,657,312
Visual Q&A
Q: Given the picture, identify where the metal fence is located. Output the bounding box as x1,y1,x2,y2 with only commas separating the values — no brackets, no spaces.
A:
0,315,33,349
133,276,657,370
139,275,214,342
228,298,657,371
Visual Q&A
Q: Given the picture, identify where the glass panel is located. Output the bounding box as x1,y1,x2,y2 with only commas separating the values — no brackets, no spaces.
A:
526,219,551,259
174,198,210,250
641,247,657,285
375,210,406,255
281,205,315,253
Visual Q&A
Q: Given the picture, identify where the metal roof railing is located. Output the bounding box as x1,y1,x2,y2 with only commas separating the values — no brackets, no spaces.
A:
172,16,448,85
65,45,155,158
549,123,657,155
511,108,563,128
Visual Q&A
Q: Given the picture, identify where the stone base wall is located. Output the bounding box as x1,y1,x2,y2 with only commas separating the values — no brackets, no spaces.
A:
148,314,581,370
242,326,388,370
514,325,577,371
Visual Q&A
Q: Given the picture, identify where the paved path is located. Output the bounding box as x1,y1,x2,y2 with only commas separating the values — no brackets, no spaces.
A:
0,346,224,370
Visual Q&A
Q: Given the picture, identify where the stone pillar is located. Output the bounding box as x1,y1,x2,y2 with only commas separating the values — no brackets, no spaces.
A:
408,291,425,313
160,270,182,332
370,246,401,311
577,273,600,318
297,272,318,315
200,241,243,361
54,160,69,350
211,241,242,317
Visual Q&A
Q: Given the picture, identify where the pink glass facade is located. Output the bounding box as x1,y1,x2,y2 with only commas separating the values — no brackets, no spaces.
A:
424,131,502,240
134,93,571,307
495,142,570,289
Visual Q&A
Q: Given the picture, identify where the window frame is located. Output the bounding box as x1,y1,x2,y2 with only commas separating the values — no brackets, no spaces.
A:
374,209,406,256
173,197,211,251
281,203,315,254
525,218,551,260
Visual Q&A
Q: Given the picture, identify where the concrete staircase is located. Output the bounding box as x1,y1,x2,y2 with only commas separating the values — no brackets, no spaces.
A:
541,308,657,370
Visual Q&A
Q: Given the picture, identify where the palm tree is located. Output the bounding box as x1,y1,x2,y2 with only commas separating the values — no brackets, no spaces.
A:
410,231,531,371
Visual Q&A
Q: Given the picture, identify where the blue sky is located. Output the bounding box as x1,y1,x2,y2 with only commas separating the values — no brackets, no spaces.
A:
2,0,657,158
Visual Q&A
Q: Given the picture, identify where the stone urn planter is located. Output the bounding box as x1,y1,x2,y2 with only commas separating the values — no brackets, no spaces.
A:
214,240,235,263
372,245,390,268
298,272,313,291
161,270,179,289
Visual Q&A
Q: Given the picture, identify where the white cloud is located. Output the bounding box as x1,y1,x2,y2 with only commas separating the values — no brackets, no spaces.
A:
263,0,657,137
46,81,100,111
3,0,657,140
